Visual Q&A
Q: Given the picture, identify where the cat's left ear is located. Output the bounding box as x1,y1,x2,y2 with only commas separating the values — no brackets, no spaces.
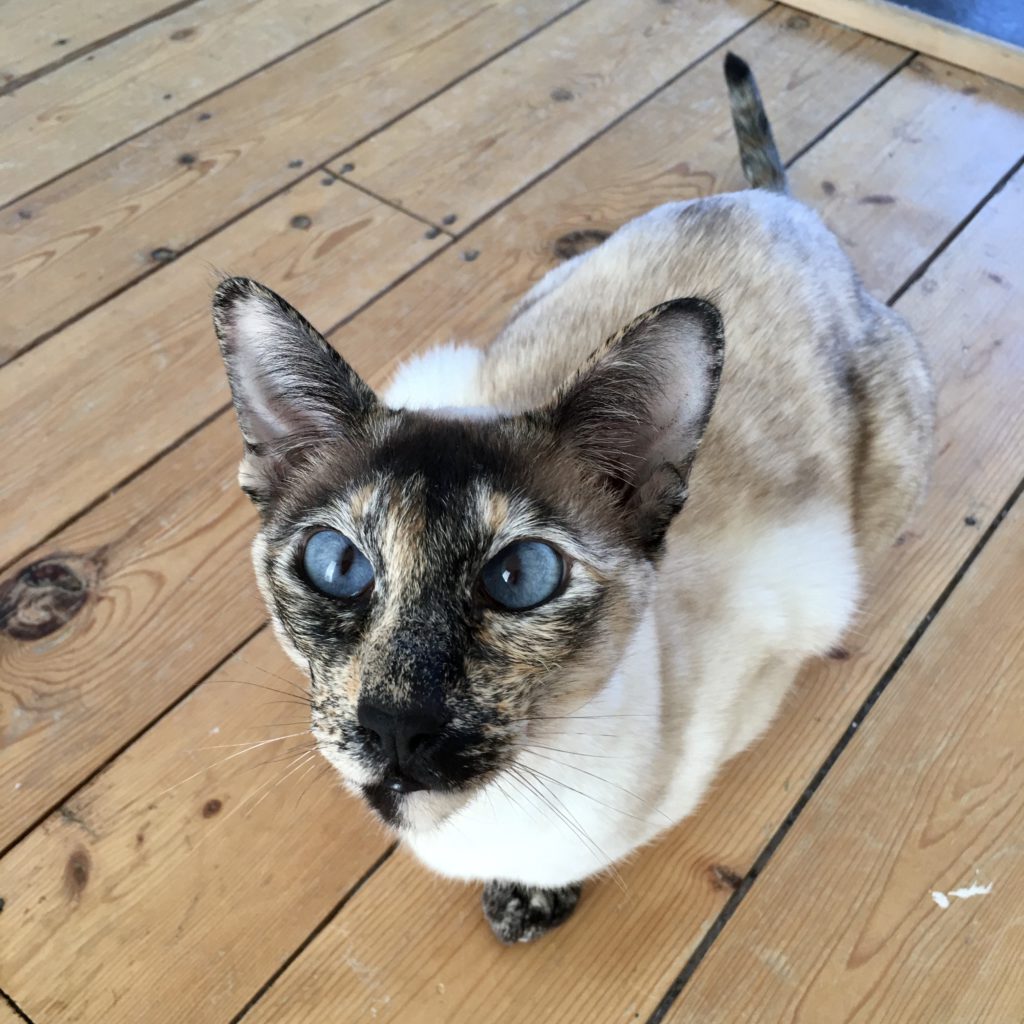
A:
212,276,380,509
545,297,725,554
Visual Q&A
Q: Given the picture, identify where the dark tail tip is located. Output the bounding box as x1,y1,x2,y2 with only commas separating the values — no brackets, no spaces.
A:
723,51,751,87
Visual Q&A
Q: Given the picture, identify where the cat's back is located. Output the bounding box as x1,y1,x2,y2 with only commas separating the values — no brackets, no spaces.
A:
479,191,866,517
476,188,934,565
478,190,862,420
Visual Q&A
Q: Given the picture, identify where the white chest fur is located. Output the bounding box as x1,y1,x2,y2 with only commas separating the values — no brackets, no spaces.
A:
403,503,859,888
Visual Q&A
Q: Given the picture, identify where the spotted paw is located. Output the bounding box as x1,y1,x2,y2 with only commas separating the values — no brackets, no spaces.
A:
482,880,582,944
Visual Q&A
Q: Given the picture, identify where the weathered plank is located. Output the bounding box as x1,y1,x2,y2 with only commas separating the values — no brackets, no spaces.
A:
236,93,1024,1024
0,0,197,88
0,7,903,854
0,0,379,207
0,413,260,852
670,482,1024,1021
0,0,192,87
0,999,22,1024
782,0,1024,89
0,632,390,1024
336,0,769,226
332,54,1023,394
791,56,1024,297
0,175,445,569
0,0,578,362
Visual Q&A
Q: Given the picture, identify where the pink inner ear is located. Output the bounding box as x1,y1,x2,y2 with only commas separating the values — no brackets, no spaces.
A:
227,297,308,444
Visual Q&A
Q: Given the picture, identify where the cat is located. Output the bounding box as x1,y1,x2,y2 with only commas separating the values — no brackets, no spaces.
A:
212,53,934,944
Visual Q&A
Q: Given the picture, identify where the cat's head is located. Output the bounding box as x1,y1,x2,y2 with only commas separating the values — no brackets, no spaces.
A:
212,277,723,831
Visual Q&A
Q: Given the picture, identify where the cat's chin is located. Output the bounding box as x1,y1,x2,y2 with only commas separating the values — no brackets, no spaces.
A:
397,788,474,833
356,781,474,833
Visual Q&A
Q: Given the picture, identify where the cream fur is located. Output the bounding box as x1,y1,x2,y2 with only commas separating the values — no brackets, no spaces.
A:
382,190,929,887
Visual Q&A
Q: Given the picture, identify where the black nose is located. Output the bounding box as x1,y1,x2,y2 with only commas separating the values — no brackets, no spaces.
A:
357,699,447,782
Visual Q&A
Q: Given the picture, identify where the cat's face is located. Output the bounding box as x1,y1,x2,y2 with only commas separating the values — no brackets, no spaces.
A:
255,411,651,828
213,278,723,831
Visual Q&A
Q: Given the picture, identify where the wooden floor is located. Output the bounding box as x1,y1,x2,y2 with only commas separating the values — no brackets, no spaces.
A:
1,1,1022,1021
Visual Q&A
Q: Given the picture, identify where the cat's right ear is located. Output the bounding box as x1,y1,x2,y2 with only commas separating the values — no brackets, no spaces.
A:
544,297,725,555
212,276,380,510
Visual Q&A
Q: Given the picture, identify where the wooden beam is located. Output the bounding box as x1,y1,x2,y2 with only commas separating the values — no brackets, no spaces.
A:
779,0,1024,88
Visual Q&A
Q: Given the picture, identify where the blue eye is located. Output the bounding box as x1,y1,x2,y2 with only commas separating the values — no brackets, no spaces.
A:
302,530,375,599
480,540,565,611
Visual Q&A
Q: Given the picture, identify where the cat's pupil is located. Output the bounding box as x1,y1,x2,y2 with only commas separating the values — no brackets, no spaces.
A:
339,544,356,575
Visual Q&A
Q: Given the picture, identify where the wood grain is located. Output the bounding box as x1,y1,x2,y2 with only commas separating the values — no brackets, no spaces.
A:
790,56,1024,298
0,631,390,1024
336,0,769,226
0,0,379,207
0,0,577,363
329,52,1021,393
780,0,1024,89
238,149,1024,1024
0,413,261,852
671,492,1024,1023
0,6,902,859
0,11,912,572
0,1001,22,1024
0,0,192,87
0,175,446,569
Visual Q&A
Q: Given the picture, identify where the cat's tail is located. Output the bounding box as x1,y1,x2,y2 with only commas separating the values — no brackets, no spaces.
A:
723,52,788,194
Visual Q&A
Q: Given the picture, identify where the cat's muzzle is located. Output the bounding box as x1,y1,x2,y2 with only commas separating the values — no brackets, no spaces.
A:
354,694,487,823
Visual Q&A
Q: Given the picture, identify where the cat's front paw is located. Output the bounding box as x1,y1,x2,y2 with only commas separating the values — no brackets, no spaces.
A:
482,880,582,944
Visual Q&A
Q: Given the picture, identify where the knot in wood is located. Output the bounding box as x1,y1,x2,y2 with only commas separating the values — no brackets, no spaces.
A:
0,554,97,640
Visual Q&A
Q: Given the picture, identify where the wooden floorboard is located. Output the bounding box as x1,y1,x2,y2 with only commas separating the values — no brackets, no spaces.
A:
779,0,1024,88
671,429,1024,1021
0,0,578,365
789,56,1024,297
0,0,197,89
0,634,390,1024
0,5,904,855
0,0,383,208
334,0,768,226
0,182,444,850
0,999,25,1024
1,2,1023,1021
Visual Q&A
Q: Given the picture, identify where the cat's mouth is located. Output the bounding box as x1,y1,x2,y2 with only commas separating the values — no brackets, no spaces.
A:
360,777,480,831
312,711,518,829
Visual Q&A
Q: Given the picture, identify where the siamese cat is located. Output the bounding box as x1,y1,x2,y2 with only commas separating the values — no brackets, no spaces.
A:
212,54,933,944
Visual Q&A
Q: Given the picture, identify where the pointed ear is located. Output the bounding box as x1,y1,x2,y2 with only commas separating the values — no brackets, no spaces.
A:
545,297,724,554
212,276,380,509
